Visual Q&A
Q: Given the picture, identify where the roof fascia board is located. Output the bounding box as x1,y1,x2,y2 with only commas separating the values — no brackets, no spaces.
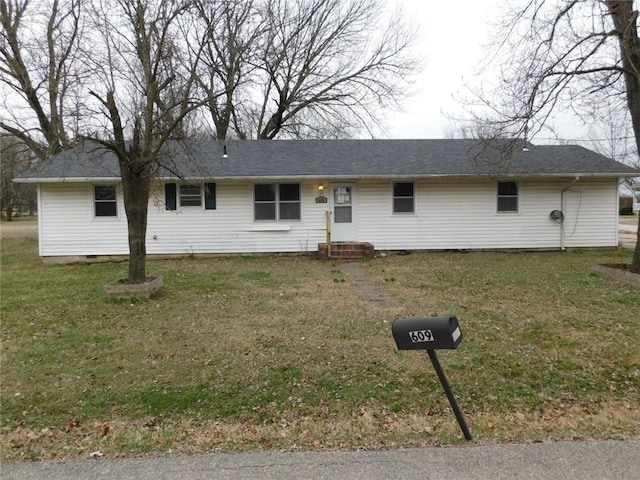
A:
14,177,122,184
15,173,635,184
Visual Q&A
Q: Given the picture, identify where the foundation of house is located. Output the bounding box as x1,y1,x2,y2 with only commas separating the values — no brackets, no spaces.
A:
318,242,375,260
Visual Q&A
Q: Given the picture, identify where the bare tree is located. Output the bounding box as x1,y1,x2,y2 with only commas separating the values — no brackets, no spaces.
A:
254,0,419,139
1,134,35,220
190,0,261,140
463,0,640,273
84,0,209,283
0,0,83,157
193,0,420,140
2,0,419,283
2,0,210,283
586,100,639,199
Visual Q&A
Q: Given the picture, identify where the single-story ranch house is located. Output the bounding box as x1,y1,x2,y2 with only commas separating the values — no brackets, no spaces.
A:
16,139,639,262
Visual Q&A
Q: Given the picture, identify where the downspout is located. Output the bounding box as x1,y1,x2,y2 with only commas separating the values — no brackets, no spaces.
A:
560,177,580,251
37,184,43,257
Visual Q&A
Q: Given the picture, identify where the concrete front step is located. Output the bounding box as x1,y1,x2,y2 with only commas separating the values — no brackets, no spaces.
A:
318,242,375,259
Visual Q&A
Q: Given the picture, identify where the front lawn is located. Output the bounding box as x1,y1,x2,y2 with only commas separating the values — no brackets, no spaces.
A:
1,237,638,462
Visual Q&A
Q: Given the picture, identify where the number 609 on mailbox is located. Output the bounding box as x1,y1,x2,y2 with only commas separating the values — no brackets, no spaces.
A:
392,316,463,350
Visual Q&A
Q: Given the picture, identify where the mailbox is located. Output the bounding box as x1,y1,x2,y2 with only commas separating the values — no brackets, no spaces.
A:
392,316,462,350
390,315,472,440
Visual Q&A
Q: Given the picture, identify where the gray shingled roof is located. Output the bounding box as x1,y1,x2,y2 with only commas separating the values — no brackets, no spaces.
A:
16,139,639,182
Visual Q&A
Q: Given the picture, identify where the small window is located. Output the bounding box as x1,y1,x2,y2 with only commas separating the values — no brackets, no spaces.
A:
180,184,202,207
94,185,117,217
497,181,519,213
204,183,216,210
254,183,300,221
393,182,414,213
165,183,215,210
333,186,352,223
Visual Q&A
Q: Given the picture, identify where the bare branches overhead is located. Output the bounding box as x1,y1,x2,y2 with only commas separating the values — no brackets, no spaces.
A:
190,0,421,139
0,0,83,157
460,0,630,142
460,0,640,272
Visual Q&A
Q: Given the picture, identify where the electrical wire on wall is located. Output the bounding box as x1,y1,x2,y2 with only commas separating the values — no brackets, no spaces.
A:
559,177,582,250
562,189,582,238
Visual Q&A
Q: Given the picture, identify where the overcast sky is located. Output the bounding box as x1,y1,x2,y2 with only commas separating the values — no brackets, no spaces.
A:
383,0,591,142
383,0,499,139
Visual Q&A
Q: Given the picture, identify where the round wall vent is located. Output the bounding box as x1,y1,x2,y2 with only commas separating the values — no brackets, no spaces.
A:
549,210,564,223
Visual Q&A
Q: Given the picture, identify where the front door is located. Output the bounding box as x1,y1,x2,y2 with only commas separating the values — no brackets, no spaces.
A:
330,184,357,241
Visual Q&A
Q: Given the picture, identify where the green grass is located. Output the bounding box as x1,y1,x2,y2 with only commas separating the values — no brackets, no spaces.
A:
1,237,639,461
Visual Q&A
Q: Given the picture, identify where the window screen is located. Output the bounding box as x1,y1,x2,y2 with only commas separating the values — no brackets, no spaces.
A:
497,181,519,212
393,182,415,213
94,185,117,217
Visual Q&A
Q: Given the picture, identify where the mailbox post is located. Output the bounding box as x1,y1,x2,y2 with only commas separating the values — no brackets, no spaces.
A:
392,316,472,441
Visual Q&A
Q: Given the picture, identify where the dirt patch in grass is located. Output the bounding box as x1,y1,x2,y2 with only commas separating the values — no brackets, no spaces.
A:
0,217,38,239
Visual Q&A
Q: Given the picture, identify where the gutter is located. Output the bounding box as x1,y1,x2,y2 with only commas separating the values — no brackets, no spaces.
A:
14,173,634,183
13,177,121,184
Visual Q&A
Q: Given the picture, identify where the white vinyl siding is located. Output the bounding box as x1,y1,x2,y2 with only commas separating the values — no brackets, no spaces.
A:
38,183,129,256
37,177,620,258
146,182,322,255
358,178,618,250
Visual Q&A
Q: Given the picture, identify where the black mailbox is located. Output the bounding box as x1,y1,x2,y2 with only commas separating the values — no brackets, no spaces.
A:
392,316,462,350
390,315,472,440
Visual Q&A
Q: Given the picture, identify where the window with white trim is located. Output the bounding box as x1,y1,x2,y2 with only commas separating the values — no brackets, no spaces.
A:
393,182,415,214
94,185,117,217
254,183,300,220
164,183,216,210
497,181,519,213
180,184,203,207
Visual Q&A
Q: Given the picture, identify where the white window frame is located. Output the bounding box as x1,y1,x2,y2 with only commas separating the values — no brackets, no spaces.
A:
94,185,118,218
392,182,415,214
179,184,203,208
497,181,519,213
253,183,301,221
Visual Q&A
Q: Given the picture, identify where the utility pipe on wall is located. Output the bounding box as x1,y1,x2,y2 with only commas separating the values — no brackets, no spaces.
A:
560,176,580,250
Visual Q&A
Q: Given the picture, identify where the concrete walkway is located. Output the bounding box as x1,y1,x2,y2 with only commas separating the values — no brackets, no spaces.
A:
619,222,638,249
2,440,639,480
341,261,400,309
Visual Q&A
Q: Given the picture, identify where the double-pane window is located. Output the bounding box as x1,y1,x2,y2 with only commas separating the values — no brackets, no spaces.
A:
94,185,117,217
393,182,415,213
254,183,300,220
497,181,519,213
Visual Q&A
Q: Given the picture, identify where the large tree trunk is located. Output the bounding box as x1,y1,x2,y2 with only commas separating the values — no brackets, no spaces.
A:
5,205,14,221
607,1,640,273
119,158,152,283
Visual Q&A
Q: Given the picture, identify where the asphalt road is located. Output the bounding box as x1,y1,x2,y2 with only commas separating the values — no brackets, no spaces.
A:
2,440,639,480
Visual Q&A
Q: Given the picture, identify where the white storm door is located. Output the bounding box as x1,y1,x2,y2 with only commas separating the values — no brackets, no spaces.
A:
330,184,357,241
